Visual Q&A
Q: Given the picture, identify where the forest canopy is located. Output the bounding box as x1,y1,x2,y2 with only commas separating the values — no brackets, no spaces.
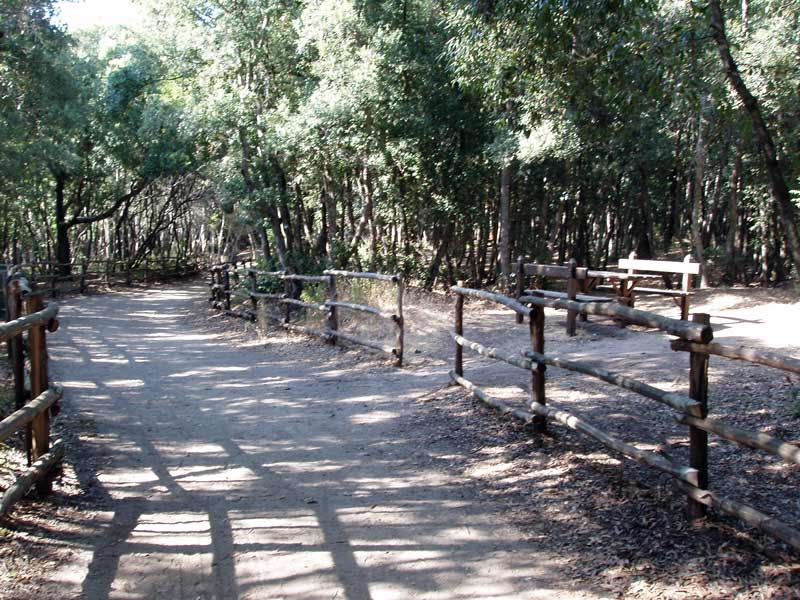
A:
1,0,798,288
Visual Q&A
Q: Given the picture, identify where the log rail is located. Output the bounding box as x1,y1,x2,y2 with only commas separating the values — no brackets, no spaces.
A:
7,257,205,299
450,284,800,552
210,265,405,366
1,276,65,516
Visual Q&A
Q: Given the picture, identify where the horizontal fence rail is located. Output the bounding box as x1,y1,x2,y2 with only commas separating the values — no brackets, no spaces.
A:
3,257,205,302
0,303,59,343
209,264,405,366
1,276,64,516
671,340,800,375
449,283,800,552
0,386,63,445
517,294,712,342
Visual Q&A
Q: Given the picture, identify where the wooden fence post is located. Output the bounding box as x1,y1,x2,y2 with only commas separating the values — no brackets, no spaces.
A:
223,267,231,312
7,279,29,462
515,256,525,325
25,293,52,494
283,276,292,324
248,270,258,312
530,305,547,433
80,261,88,294
681,254,692,320
394,275,404,366
566,258,578,336
47,262,57,298
326,274,338,345
625,251,636,309
455,281,464,377
210,269,215,304
688,312,711,518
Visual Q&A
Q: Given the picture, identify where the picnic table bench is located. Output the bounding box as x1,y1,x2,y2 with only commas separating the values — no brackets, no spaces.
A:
514,258,612,335
514,254,701,335
591,253,700,320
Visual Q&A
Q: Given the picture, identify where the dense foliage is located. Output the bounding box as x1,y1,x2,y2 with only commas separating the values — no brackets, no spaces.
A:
1,0,798,287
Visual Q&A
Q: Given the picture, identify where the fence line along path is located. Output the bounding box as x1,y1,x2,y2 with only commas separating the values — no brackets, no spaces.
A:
449,283,800,552
1,276,64,516
209,264,405,366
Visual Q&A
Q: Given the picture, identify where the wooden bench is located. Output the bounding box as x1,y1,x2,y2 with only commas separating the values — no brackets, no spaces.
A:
591,253,700,320
514,258,613,335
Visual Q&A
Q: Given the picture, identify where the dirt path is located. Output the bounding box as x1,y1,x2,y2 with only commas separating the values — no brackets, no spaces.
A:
23,282,601,600
3,282,799,599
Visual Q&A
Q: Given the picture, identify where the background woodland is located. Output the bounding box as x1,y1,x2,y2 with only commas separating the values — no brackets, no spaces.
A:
2,0,799,288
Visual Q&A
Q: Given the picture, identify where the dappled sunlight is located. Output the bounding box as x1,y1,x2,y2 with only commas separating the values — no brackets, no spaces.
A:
60,380,99,389
104,379,146,388
350,410,400,425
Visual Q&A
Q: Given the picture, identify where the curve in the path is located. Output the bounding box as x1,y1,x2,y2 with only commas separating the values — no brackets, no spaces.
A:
44,284,601,600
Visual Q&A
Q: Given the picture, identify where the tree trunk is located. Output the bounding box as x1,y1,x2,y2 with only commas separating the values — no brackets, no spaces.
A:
498,157,512,290
709,0,800,277
691,100,710,288
725,139,743,282
54,171,72,275
323,163,337,265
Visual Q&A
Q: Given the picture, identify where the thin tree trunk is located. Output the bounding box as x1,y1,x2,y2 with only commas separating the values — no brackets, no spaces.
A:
709,0,800,277
725,139,743,281
499,157,512,290
692,100,710,288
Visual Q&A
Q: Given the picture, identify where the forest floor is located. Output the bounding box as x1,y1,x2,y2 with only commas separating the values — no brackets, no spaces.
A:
0,279,799,599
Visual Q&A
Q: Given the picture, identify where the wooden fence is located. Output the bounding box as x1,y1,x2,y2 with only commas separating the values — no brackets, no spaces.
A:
0,276,63,517
209,264,404,366
450,284,800,551
4,257,204,301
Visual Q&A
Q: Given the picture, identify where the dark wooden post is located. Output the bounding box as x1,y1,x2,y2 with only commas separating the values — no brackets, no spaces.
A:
515,256,525,325
566,258,578,336
223,267,231,311
625,251,636,309
7,279,26,411
326,274,338,345
688,312,711,518
49,262,57,298
7,279,30,463
80,261,88,293
454,281,464,377
231,260,239,286
680,254,692,320
394,275,404,366
248,270,258,312
283,276,292,324
530,305,547,433
25,293,52,494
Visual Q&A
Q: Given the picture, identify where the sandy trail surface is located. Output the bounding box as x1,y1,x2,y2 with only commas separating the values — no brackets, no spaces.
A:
40,282,600,600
